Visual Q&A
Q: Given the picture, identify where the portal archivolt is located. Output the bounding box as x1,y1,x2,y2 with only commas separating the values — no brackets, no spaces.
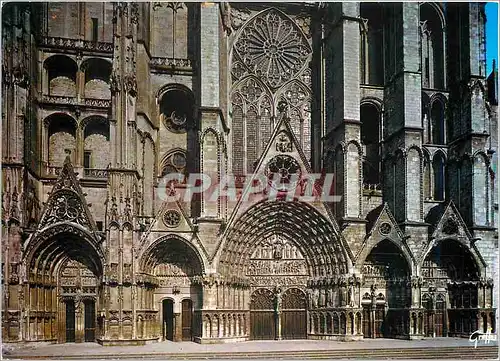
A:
23,226,104,343
218,200,349,279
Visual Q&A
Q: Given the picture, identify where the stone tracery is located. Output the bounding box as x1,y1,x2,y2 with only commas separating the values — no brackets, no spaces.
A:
233,9,311,89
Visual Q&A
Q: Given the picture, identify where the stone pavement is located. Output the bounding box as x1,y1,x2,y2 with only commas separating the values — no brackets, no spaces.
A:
2,338,498,359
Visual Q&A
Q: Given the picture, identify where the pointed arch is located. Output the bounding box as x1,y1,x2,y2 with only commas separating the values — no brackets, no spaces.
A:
432,150,446,201
138,234,207,275
360,3,384,85
473,152,490,226
217,199,349,278
201,127,222,217
360,102,381,186
356,236,414,275
406,146,423,221
430,96,447,145
420,3,446,89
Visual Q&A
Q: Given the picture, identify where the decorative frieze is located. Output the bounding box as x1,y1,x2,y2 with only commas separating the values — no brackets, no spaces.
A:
40,36,113,53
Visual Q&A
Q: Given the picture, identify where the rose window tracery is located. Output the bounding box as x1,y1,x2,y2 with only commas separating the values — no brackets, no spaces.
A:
41,191,87,228
442,218,459,235
164,110,187,132
163,209,181,228
265,155,301,191
233,9,311,88
161,151,187,177
379,222,392,236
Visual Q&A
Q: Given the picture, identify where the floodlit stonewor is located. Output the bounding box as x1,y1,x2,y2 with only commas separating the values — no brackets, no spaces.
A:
1,2,498,346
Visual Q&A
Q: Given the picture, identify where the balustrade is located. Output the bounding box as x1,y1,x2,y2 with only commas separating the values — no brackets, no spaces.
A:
200,310,248,339
41,36,113,53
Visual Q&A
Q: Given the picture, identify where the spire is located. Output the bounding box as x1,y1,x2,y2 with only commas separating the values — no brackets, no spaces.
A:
487,59,498,105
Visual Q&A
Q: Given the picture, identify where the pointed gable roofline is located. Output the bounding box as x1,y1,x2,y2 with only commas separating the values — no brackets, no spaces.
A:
355,202,415,271
214,102,354,265
35,156,99,237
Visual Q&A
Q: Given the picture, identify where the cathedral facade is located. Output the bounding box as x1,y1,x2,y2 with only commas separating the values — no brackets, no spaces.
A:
1,2,498,345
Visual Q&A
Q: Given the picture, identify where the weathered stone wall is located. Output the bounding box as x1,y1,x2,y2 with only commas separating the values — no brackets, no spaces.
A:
1,2,497,344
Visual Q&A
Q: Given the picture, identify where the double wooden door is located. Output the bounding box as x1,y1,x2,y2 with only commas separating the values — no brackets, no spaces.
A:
250,288,307,340
65,299,96,343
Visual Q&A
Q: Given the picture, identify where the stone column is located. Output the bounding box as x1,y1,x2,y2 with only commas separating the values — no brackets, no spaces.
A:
75,300,84,343
174,313,182,342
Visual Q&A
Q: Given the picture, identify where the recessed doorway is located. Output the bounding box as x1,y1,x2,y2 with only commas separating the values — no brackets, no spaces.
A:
162,299,174,341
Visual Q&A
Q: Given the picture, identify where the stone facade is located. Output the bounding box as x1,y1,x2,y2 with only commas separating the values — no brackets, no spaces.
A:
1,2,498,345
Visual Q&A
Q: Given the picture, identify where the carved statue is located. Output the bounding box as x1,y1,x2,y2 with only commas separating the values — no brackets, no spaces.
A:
274,288,282,311
348,284,355,307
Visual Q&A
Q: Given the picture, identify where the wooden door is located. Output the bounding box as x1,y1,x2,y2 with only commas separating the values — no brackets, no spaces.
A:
423,297,433,337
362,305,371,338
281,288,307,340
374,305,385,338
84,300,96,342
250,289,275,340
435,298,445,337
181,299,193,341
65,301,75,342
162,299,174,341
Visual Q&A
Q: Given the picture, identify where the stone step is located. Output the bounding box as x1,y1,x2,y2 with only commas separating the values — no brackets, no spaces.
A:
4,346,498,360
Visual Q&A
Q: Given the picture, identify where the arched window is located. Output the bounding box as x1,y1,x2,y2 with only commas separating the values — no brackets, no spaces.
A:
423,154,432,200
420,4,445,89
432,152,446,201
159,88,194,133
430,99,446,145
361,103,381,185
44,55,78,97
421,92,431,143
83,116,110,169
160,150,187,179
360,4,384,85
46,113,77,166
81,58,112,99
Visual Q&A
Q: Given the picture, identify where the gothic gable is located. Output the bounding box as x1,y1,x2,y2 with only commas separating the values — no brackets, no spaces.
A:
36,157,98,235
139,197,195,241
429,201,472,241
137,196,210,263
355,203,414,270
217,104,354,265
227,103,318,222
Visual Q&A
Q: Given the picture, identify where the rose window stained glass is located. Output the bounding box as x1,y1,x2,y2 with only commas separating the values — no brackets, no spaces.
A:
265,155,301,191
233,9,311,89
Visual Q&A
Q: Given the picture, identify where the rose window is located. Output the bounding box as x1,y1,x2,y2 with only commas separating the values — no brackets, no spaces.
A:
163,210,181,228
442,219,459,235
379,222,392,236
265,155,301,191
233,9,311,88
